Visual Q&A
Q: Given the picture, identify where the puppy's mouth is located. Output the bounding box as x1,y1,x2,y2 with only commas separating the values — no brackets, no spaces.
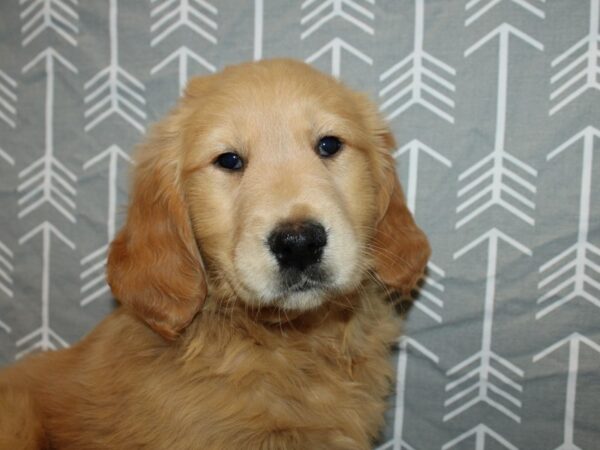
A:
278,267,330,294
288,280,321,293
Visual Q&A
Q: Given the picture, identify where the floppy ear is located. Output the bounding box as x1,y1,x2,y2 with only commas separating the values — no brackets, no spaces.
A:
107,114,206,340
372,132,431,296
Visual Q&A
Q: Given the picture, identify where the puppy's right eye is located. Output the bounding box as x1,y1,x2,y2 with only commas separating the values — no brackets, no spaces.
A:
316,136,343,158
215,152,244,171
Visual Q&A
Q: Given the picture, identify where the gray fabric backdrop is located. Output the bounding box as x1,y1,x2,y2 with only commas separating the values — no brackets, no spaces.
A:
1,1,599,449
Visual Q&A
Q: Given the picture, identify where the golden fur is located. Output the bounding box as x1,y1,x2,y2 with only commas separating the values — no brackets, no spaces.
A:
0,59,430,450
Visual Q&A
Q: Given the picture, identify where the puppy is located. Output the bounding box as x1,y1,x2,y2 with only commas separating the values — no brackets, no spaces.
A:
0,59,430,450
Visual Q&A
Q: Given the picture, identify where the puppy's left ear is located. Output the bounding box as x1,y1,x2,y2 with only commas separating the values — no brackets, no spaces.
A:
107,107,207,340
372,131,431,296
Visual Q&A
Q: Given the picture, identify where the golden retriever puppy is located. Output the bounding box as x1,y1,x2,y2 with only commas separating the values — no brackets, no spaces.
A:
0,59,430,450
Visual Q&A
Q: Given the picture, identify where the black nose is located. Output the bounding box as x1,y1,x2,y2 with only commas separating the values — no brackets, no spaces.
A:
268,221,327,271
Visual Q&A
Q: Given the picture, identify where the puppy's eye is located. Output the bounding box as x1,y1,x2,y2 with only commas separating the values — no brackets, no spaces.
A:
215,152,244,171
316,136,343,158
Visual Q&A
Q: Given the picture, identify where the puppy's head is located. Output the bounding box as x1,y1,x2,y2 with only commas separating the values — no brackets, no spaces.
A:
107,59,430,339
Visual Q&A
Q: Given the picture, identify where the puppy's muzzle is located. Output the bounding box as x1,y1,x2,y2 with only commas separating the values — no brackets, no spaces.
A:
268,220,327,272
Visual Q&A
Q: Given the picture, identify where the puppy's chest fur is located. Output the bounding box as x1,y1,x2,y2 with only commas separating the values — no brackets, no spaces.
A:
178,303,398,448
54,294,401,450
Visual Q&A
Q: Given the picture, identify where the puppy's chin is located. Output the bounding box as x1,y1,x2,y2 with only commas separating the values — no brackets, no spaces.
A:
278,288,327,311
232,281,329,312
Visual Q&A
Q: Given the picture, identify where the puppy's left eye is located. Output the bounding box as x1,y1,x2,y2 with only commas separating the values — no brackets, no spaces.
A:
316,136,343,158
215,152,244,171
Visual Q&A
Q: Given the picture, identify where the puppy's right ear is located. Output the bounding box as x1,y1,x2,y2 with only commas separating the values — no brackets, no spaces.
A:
371,131,431,297
107,109,206,340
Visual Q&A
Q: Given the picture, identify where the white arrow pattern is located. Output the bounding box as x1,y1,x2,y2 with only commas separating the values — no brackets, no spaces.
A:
254,0,263,61
151,46,216,94
19,49,78,223
534,333,600,450
84,0,146,133
17,222,74,359
374,337,439,450
150,0,217,93
20,0,79,47
0,70,17,128
550,0,600,116
394,140,452,323
395,140,452,221
80,145,132,306
0,241,14,331
442,424,518,450
306,38,372,78
380,0,456,124
0,147,15,166
300,0,375,40
466,0,545,27
446,229,529,423
302,0,374,78
537,127,600,319
457,25,542,229
150,0,218,47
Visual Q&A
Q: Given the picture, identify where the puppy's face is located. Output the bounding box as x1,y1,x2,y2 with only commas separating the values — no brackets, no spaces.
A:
182,62,379,311
107,59,430,339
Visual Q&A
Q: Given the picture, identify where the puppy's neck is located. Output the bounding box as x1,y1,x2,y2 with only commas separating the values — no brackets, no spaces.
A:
199,290,362,332
177,283,397,366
